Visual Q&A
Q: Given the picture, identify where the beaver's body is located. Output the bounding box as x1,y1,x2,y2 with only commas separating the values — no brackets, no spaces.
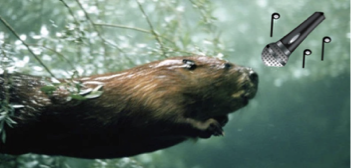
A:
0,56,258,159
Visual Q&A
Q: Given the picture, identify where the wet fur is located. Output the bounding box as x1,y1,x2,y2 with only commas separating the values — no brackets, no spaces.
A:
0,56,258,159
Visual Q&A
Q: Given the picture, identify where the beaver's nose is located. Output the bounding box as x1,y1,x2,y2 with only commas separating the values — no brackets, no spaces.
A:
242,67,258,85
248,69,258,84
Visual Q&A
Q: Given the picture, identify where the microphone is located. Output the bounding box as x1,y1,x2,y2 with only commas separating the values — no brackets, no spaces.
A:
262,12,325,67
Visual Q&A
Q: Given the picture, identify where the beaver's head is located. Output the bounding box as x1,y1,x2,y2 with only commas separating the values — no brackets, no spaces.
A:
118,56,258,122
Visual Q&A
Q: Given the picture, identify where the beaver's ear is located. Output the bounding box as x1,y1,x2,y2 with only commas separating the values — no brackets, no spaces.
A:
182,59,197,70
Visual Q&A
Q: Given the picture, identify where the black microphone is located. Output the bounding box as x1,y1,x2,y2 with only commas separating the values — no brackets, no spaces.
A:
262,12,325,67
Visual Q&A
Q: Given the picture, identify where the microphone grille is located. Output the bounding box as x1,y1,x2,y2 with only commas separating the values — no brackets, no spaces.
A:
261,43,290,67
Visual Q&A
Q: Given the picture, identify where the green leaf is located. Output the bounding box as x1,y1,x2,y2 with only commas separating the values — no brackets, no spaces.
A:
1,130,6,143
0,122,4,132
71,71,79,79
70,94,87,101
92,85,104,92
79,88,92,95
84,91,103,99
83,85,103,99
5,117,17,127
11,104,24,109
40,86,57,95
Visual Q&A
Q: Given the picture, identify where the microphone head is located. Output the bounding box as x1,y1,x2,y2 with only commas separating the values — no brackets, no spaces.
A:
261,41,291,67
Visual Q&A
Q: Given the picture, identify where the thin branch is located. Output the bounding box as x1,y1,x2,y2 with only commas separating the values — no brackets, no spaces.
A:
60,1,122,62
0,15,56,78
74,0,108,49
61,0,128,70
59,0,87,70
136,0,167,58
59,0,80,25
94,23,176,45
27,44,77,73
188,0,216,31
74,0,132,66
94,23,196,56
94,23,151,34
162,48,196,55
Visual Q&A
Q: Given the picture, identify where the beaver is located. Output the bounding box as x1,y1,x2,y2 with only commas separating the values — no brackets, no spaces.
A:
0,56,258,159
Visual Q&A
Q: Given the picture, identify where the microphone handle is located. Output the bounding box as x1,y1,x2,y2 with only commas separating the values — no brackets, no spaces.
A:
280,12,325,53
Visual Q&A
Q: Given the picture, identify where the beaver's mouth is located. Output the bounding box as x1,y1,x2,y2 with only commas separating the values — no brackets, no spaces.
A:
213,115,229,127
241,89,257,105
231,85,257,106
231,68,259,106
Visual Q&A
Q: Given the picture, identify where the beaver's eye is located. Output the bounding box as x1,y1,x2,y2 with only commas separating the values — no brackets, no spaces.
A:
182,59,197,70
224,63,232,69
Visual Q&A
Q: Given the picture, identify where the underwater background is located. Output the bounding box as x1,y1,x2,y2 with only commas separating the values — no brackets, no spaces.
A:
0,0,349,168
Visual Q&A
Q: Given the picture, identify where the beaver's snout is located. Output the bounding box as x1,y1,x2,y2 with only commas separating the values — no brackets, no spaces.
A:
235,67,258,104
247,68,258,85
238,67,258,85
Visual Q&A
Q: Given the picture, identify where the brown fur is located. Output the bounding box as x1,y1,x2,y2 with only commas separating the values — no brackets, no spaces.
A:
0,56,258,159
